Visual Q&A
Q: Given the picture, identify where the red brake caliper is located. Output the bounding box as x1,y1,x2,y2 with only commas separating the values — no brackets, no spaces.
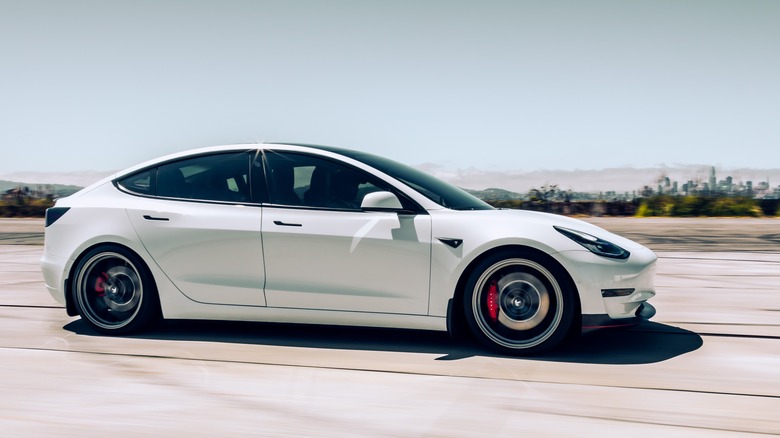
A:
487,279,499,322
94,273,108,297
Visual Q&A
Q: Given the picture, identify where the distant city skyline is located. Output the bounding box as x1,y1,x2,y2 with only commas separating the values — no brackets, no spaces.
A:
425,163,780,195
654,166,774,196
645,165,778,202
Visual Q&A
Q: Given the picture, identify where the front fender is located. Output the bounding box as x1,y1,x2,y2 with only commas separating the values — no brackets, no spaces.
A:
427,209,587,317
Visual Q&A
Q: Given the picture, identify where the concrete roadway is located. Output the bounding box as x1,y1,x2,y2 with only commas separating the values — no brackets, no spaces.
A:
0,218,778,437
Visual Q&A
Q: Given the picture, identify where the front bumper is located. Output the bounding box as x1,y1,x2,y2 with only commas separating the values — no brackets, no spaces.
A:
552,242,657,334
581,302,656,332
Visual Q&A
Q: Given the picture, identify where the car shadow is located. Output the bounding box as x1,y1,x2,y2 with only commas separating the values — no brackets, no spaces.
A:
530,322,704,365
64,319,701,365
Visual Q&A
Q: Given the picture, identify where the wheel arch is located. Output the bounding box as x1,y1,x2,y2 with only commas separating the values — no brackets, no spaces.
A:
447,244,582,340
65,241,158,318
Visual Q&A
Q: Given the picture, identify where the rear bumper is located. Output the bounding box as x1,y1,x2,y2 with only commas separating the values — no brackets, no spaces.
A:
581,302,656,333
41,252,69,306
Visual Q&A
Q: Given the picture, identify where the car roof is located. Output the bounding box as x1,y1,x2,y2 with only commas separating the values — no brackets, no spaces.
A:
112,143,357,177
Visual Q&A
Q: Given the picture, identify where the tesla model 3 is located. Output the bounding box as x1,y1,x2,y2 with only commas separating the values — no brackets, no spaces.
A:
41,144,656,354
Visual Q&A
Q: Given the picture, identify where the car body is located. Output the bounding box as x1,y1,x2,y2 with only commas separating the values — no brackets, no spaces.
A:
41,143,656,354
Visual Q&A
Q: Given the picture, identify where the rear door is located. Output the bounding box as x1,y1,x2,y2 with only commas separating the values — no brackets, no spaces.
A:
121,151,267,306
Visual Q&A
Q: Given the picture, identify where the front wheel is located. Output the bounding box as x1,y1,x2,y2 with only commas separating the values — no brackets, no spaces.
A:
72,245,160,335
464,251,576,355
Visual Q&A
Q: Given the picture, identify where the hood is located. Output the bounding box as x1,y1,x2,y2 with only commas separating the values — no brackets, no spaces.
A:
449,208,648,251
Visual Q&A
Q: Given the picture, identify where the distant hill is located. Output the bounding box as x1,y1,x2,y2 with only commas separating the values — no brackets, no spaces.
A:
0,171,114,188
463,187,525,201
0,180,83,198
421,163,780,195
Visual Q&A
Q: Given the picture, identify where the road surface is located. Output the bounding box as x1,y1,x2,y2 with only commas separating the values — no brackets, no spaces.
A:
1,218,778,436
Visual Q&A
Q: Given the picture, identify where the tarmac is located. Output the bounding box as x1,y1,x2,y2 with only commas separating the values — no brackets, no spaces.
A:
1,217,778,436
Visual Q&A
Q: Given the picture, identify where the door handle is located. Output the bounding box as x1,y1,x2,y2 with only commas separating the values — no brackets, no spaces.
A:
143,215,170,221
273,220,302,227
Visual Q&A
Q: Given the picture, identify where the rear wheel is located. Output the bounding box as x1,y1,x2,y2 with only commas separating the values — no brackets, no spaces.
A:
72,245,159,335
464,250,575,354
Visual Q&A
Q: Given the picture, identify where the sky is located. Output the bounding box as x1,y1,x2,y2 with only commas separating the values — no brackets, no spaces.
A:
1,0,779,189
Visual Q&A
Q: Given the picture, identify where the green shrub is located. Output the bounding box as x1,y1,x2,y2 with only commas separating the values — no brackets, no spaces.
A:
636,195,762,217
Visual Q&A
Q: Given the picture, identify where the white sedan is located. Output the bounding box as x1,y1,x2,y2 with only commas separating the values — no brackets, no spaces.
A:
41,144,656,354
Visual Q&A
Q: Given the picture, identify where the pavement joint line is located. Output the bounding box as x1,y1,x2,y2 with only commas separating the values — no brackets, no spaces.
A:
658,255,780,263
688,332,780,341
666,321,780,327
0,281,47,286
660,284,778,288
0,304,64,309
493,405,779,437
660,276,779,280
2,344,779,401
629,328,780,340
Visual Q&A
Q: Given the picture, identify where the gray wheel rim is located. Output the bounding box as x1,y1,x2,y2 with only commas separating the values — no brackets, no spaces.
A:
472,258,563,350
75,252,143,330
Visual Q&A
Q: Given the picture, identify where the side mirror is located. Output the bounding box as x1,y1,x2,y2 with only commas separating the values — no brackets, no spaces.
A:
361,191,403,211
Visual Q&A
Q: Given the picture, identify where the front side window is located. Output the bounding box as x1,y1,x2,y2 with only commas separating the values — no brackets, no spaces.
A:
264,151,387,210
315,146,494,211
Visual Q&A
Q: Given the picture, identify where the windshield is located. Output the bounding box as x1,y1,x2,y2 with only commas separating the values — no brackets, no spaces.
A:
319,146,494,211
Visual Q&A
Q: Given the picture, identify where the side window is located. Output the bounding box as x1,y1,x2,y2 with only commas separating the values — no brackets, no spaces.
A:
264,152,385,209
157,152,251,203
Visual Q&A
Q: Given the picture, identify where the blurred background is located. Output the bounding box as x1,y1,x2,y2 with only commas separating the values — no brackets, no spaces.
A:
1,0,779,195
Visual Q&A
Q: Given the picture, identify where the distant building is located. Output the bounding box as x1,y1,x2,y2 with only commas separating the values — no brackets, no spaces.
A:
709,167,717,193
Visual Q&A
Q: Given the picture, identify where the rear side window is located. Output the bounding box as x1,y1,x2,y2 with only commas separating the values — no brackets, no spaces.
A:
157,152,251,202
117,152,255,203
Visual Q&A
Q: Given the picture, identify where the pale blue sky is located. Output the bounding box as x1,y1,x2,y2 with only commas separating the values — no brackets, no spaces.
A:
1,0,779,175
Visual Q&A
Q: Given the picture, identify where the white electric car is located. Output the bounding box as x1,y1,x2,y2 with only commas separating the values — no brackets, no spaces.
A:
41,144,656,354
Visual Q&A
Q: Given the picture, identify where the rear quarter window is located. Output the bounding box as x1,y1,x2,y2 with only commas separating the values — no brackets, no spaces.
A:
117,169,154,195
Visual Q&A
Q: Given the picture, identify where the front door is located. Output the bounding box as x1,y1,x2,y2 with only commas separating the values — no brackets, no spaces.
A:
262,207,431,314
260,151,431,315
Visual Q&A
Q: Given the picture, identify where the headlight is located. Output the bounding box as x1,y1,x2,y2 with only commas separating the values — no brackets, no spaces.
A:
554,226,630,259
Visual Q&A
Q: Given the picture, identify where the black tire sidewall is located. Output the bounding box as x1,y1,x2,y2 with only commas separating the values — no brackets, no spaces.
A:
72,244,159,335
463,249,576,355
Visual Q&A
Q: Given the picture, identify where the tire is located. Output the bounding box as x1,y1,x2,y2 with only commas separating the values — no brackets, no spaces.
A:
463,250,576,355
72,245,160,335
